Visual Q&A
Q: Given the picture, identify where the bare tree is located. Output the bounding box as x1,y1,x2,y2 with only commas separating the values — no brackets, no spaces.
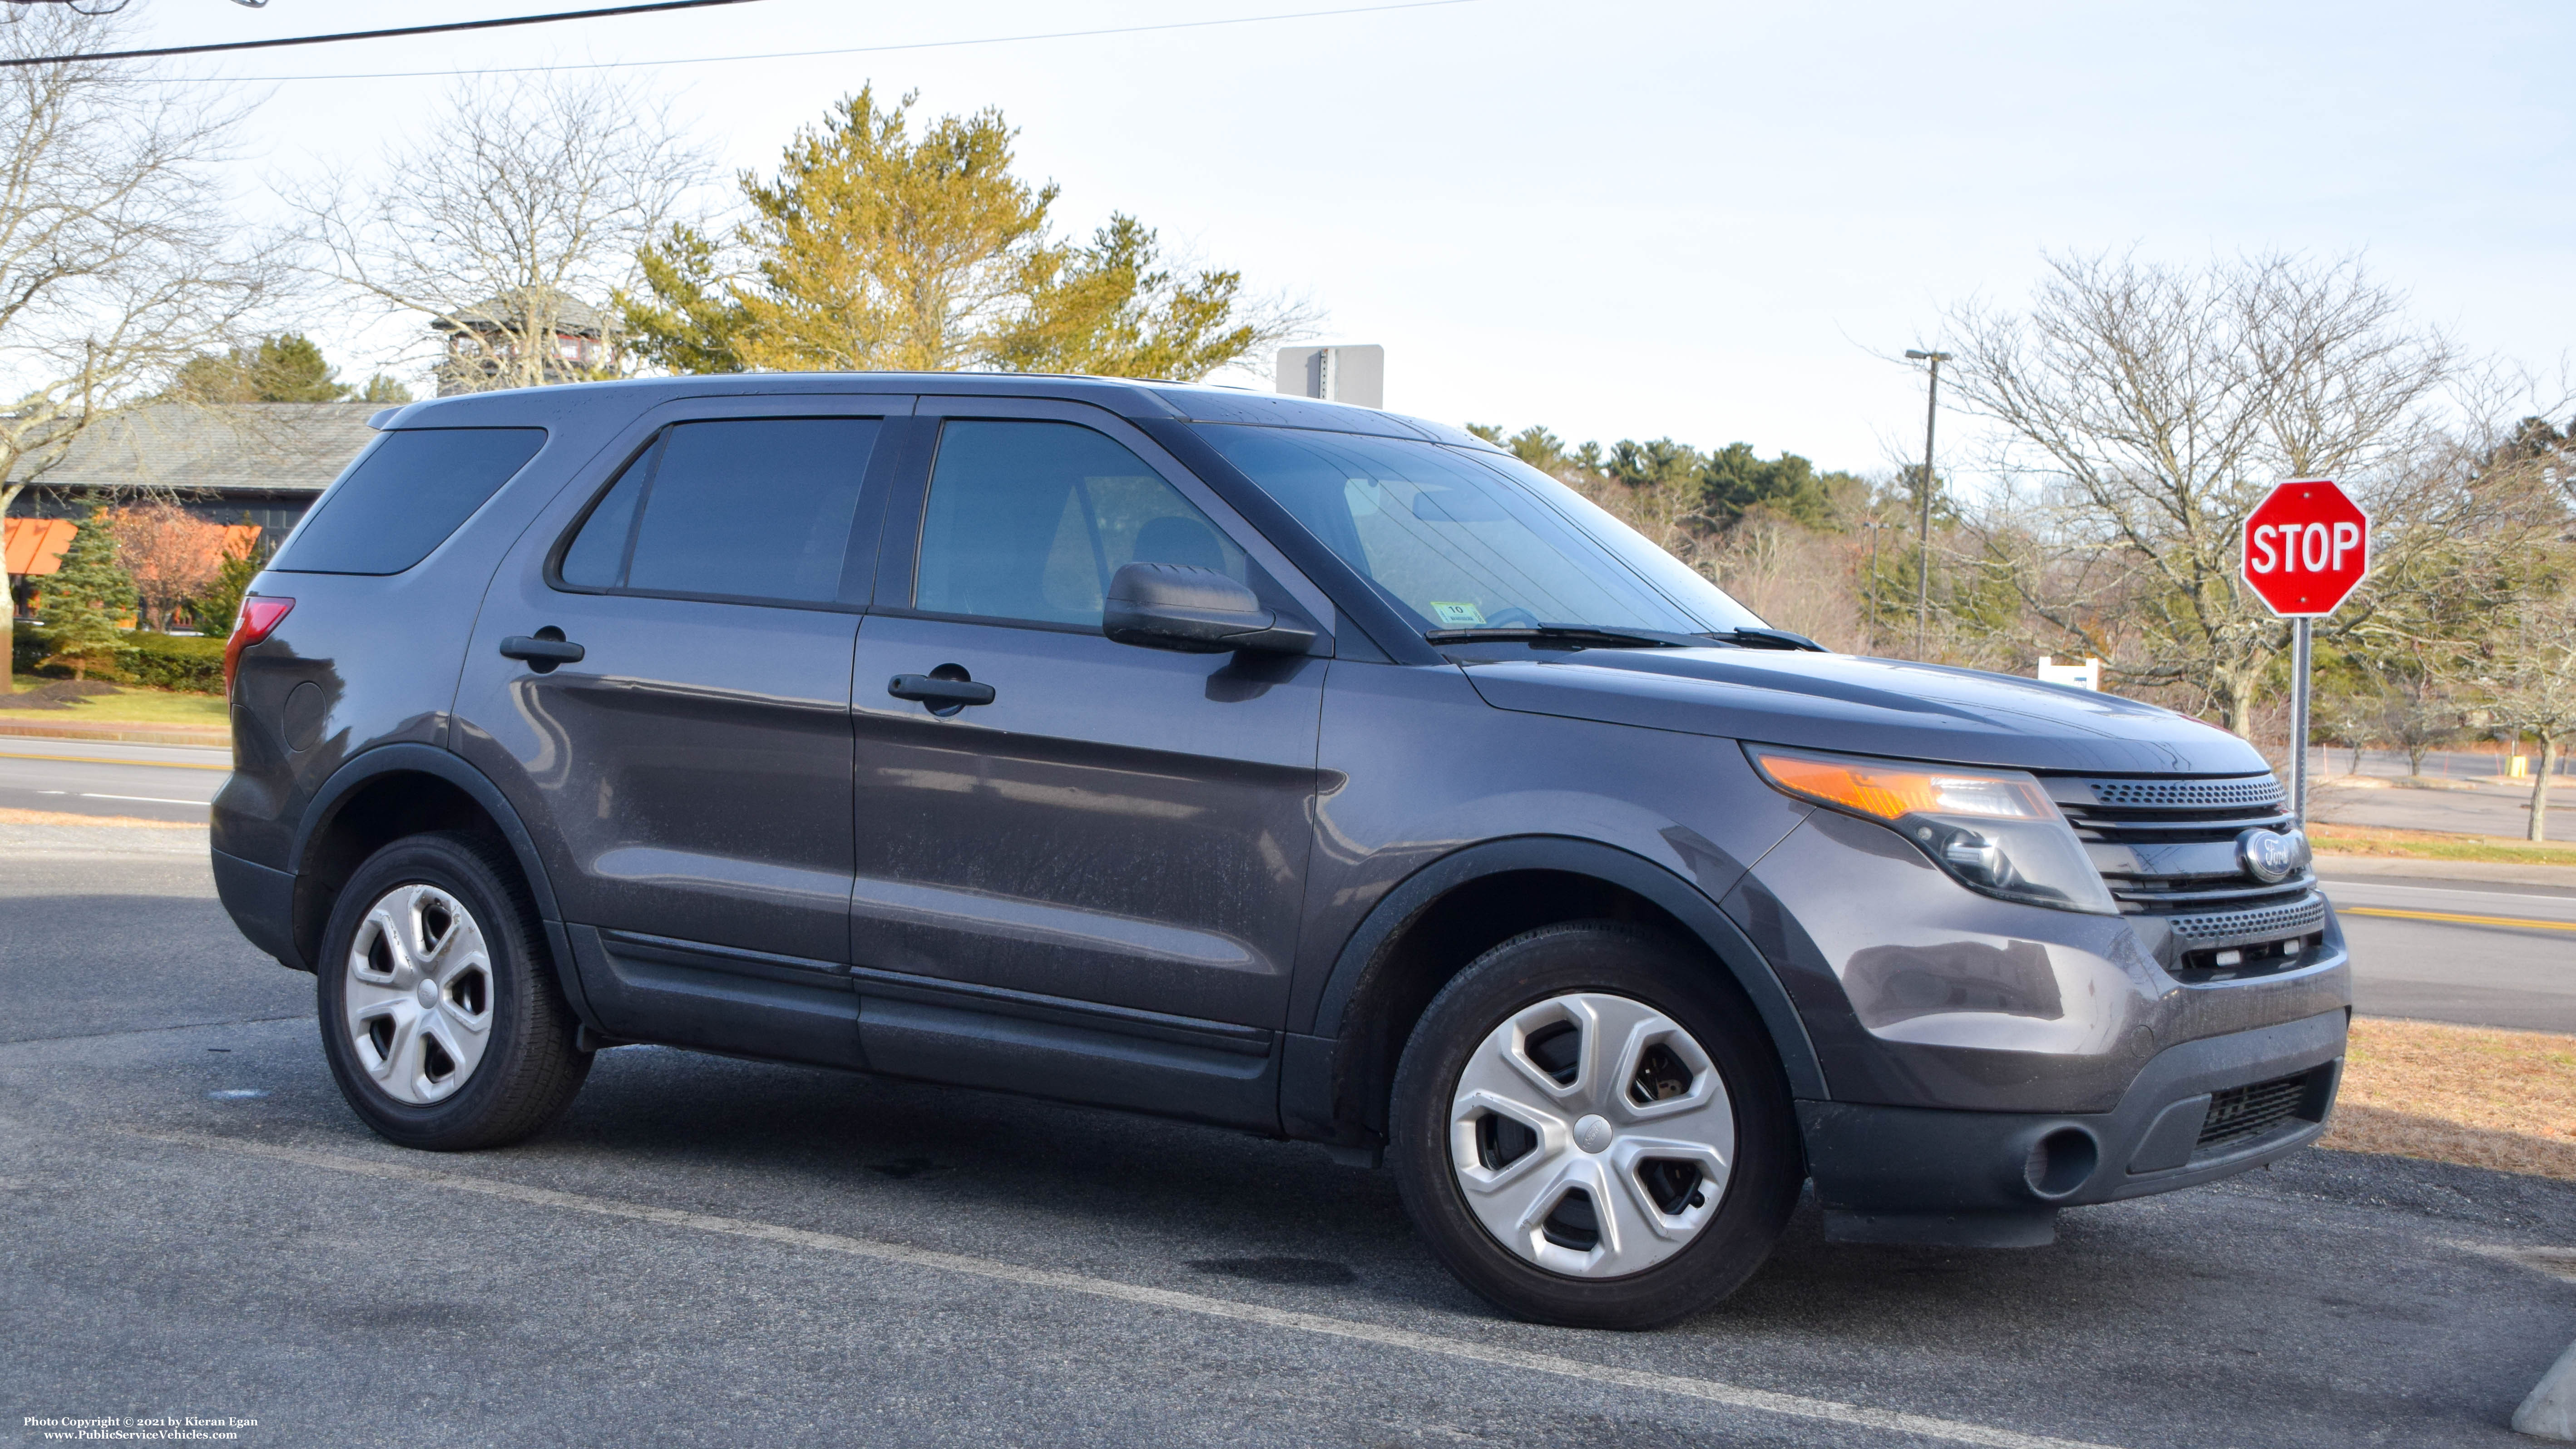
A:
2371,664,2462,776
293,72,709,394
2311,686,2378,776
2477,594,2576,841
1939,252,2454,736
0,6,274,691
1699,515,1863,651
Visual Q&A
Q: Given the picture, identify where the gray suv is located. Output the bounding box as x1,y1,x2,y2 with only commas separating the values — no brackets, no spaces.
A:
213,375,2348,1328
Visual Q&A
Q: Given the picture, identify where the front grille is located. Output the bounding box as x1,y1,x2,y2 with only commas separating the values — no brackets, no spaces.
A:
2046,773,2313,917
2090,777,2284,811
2196,1071,2319,1152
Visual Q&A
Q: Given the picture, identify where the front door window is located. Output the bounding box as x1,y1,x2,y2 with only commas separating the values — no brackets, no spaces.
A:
913,420,1248,625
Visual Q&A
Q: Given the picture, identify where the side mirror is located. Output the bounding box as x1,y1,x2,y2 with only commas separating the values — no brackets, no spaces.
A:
1103,562,1317,655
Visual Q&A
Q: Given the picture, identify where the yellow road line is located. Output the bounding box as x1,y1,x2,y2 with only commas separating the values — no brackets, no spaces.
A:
0,751,228,771
2342,905,2576,932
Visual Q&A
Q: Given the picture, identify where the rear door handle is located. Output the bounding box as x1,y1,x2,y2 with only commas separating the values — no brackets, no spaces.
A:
499,634,585,671
888,671,995,715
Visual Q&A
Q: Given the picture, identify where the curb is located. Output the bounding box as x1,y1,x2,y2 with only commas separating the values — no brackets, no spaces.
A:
2517,1340,2576,1439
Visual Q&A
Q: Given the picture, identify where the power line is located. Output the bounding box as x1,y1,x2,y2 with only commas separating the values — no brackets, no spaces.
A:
127,0,1478,84
0,0,771,68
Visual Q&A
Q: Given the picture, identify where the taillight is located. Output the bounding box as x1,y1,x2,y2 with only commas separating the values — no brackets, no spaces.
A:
223,595,294,694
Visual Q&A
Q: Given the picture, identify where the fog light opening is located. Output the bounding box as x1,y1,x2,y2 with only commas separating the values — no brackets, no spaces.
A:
2024,1127,2099,1200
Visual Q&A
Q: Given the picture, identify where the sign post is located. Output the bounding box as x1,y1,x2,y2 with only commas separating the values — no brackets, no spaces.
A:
2241,480,2372,825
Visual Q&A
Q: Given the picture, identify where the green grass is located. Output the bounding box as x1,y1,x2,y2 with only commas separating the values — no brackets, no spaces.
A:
0,675,230,729
2309,821,2576,866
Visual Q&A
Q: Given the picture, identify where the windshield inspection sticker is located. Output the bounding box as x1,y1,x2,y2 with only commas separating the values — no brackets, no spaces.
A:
1429,602,1486,627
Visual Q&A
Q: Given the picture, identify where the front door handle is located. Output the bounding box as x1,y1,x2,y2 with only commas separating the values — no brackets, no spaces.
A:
888,668,995,717
499,632,585,673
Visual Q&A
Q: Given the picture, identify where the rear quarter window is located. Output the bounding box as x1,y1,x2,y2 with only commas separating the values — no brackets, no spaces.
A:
271,427,547,575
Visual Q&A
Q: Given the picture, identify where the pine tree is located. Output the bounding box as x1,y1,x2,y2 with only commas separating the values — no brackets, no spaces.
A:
172,332,353,403
624,88,1293,381
193,544,259,634
358,373,413,404
43,503,137,681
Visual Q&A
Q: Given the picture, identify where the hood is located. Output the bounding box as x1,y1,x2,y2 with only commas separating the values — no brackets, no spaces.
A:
1459,648,2269,776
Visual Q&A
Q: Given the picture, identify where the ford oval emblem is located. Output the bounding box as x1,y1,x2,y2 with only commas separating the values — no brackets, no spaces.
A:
2236,827,2309,884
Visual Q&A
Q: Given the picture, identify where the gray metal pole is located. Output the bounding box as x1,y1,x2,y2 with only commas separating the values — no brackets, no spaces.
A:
2289,617,2312,827
1866,522,1882,653
1902,351,1949,659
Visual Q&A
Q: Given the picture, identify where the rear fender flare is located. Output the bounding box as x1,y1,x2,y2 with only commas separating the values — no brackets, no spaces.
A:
292,742,593,1022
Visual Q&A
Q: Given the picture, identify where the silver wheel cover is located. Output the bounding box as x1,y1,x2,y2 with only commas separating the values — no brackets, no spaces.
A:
1448,991,1734,1278
343,883,495,1105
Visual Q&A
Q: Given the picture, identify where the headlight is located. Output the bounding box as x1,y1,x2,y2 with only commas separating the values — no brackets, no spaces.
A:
1746,747,2118,915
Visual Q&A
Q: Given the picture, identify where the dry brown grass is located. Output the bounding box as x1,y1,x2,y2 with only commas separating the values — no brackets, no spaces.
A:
2309,821,2576,866
2323,1017,2576,1180
0,806,199,829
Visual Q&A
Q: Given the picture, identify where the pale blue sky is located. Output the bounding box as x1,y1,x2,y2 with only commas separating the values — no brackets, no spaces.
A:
127,0,2576,474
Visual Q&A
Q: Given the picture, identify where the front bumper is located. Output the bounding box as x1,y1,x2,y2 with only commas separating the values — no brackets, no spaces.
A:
1726,808,2352,1115
1799,1008,2346,1245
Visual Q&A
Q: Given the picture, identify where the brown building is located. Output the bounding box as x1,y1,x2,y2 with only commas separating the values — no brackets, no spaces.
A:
4,402,381,618
432,287,612,396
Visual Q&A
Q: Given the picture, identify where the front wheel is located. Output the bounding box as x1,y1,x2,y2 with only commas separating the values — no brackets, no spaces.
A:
1389,922,1800,1329
316,831,590,1150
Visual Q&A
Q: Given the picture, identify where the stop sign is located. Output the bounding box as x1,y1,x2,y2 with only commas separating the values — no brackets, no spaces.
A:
2242,479,2370,617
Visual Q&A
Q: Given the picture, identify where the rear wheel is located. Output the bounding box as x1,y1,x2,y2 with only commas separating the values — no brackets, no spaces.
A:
1389,921,1800,1329
316,832,589,1149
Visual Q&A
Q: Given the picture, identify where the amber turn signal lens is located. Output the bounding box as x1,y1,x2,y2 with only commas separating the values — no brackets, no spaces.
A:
1748,748,2052,823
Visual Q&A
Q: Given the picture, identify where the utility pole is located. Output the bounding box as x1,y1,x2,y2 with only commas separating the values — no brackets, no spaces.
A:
1903,349,1951,661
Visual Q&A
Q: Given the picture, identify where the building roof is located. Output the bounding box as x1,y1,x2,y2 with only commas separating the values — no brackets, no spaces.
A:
3,517,75,578
6,402,379,495
431,287,609,338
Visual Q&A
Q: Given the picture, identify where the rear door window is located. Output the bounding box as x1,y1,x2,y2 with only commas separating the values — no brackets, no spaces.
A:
556,417,881,605
272,427,546,575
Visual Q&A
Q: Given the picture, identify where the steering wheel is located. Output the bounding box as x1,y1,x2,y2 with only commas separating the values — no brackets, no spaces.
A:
1482,607,1542,628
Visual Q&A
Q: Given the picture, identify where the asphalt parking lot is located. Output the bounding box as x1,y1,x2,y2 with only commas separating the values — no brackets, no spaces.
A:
5,831,2573,1447
2310,766,2573,844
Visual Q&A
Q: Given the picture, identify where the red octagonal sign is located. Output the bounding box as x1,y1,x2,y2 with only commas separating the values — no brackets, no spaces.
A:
2242,479,2370,617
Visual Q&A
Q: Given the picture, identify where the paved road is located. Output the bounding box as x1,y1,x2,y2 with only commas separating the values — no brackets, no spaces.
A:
0,738,225,823
4,831,2573,1448
2323,872,2576,1034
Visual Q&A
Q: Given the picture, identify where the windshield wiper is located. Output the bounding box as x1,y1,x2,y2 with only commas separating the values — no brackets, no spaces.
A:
1423,624,1697,648
1708,627,1826,652
1424,624,1829,652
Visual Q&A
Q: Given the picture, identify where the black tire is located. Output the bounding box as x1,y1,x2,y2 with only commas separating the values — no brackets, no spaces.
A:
1389,921,1800,1329
316,831,590,1150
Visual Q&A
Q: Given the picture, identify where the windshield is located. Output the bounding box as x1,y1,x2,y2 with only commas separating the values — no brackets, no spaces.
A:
1192,424,1765,636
